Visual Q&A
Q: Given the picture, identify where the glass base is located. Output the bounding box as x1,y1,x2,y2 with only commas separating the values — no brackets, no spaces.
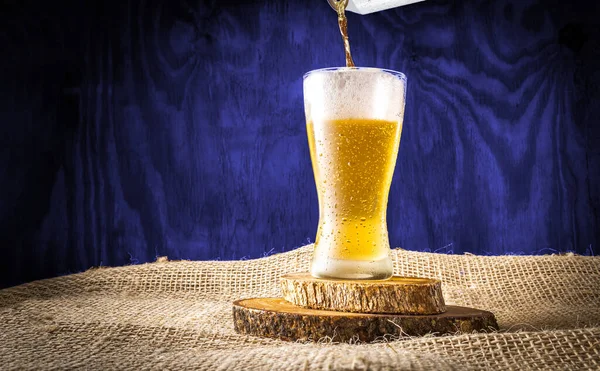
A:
310,255,393,280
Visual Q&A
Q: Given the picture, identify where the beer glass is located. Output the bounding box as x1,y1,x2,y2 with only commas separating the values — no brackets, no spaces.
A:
304,67,406,280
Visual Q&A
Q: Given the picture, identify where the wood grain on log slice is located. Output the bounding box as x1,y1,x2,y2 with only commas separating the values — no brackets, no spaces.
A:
232,297,498,343
281,273,446,314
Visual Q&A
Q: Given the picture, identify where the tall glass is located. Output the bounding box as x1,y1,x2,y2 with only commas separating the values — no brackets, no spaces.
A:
304,67,406,280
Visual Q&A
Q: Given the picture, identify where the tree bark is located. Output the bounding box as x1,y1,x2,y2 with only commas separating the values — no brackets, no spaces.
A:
281,273,446,314
233,297,498,343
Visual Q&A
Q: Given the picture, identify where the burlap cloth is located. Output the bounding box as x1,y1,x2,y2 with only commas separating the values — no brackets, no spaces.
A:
1,245,599,370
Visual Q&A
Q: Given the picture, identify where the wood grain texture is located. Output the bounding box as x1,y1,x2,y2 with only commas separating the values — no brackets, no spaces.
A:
0,0,89,287
1,0,598,288
281,273,446,314
232,297,498,342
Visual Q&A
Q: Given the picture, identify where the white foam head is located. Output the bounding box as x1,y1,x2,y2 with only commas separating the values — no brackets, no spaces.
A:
303,67,406,124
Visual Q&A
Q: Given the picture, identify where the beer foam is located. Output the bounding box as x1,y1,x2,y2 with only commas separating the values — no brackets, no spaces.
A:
303,67,406,123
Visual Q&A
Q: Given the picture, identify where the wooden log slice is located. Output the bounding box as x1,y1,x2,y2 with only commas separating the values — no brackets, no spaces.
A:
281,273,446,314
233,298,498,343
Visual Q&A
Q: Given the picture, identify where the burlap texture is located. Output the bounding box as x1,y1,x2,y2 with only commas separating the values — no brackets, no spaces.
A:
1,245,599,370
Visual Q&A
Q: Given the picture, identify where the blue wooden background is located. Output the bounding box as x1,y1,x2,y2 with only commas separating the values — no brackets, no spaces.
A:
1,0,598,288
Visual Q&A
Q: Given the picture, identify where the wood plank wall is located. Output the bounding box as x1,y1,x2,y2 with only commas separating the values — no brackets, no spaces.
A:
0,0,598,288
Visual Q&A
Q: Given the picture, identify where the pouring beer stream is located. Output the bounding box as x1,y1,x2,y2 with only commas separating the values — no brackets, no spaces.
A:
329,0,355,67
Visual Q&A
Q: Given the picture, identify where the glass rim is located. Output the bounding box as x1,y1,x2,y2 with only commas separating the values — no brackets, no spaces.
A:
303,66,406,81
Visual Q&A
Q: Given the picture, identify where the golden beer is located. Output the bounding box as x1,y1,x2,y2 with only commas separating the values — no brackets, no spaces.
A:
307,118,401,258
304,68,406,280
